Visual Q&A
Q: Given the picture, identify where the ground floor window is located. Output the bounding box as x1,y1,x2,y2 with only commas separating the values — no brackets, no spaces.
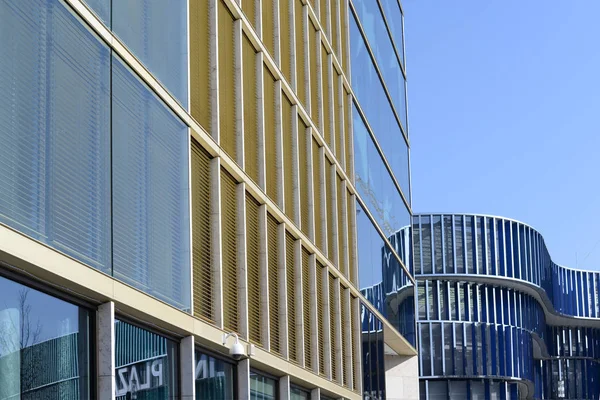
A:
195,349,235,399
114,320,179,399
0,274,91,399
250,370,277,400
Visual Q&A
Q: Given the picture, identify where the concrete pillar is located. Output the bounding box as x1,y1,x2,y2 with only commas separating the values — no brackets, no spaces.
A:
237,358,251,400
310,387,320,400
279,375,291,400
97,302,115,400
385,354,420,400
180,336,195,399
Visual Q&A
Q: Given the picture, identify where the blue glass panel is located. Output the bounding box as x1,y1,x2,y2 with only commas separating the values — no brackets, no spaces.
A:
112,56,191,311
83,0,110,25
113,0,188,107
378,0,404,66
353,103,410,236
349,12,410,201
0,0,111,273
352,0,407,131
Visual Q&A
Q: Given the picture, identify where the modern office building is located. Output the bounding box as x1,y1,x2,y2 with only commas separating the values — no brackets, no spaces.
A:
0,0,415,399
411,213,600,400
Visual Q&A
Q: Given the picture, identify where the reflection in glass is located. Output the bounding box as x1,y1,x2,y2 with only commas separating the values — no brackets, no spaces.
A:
0,275,90,399
115,320,179,399
361,303,385,400
291,386,309,400
195,351,235,399
250,371,277,400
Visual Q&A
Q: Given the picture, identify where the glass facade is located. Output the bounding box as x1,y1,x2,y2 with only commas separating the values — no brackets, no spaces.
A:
115,320,179,399
84,0,189,106
412,213,600,400
361,303,386,400
0,275,91,399
250,371,277,400
195,351,235,400
0,0,191,312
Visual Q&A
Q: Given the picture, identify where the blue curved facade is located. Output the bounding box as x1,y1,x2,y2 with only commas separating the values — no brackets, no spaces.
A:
411,213,600,400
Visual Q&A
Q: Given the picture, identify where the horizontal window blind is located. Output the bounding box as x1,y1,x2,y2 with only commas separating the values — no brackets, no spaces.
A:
329,273,338,382
280,0,292,82
247,192,263,346
192,140,214,322
282,94,296,221
243,33,259,184
295,0,306,103
286,231,298,363
317,261,326,377
221,168,239,333
312,138,324,251
309,19,320,129
267,213,281,355
218,0,237,161
299,118,310,237
302,246,312,370
264,65,279,203
112,56,191,310
0,0,111,274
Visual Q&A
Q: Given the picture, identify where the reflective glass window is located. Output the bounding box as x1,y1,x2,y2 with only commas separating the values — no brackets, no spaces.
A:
84,0,189,106
195,351,235,399
112,56,191,311
351,0,407,131
250,371,277,400
0,275,91,399
115,320,179,399
378,0,405,66
0,0,111,274
350,13,410,200
353,104,410,237
420,216,432,274
428,380,447,399
291,385,309,400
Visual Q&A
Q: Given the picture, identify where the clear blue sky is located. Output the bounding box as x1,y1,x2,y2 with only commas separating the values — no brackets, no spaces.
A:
404,1,600,271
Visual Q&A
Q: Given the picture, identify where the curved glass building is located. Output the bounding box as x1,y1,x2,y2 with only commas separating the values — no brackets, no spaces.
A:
410,213,600,400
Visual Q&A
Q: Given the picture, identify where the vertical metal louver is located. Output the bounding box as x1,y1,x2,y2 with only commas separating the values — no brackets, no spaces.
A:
350,295,358,391
218,0,237,160
299,118,310,236
325,159,335,263
282,94,295,221
330,0,339,59
312,138,324,251
333,72,342,159
344,89,353,175
280,0,292,82
337,173,345,272
192,140,214,322
317,261,326,376
347,189,356,284
302,247,312,370
329,273,338,382
221,168,239,333
321,44,332,148
264,65,279,203
190,0,211,132
286,231,298,363
267,213,281,355
242,0,258,30
295,0,306,102
246,192,262,346
243,34,259,184
341,285,349,387
262,0,276,56
309,19,320,129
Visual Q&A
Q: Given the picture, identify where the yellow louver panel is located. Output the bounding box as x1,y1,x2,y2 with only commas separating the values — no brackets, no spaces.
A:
351,295,358,391
333,71,342,160
242,0,258,31
325,158,335,263
310,0,318,18
312,137,323,251
280,0,292,82
330,0,339,60
340,0,349,74
286,231,298,363
302,247,312,370
264,65,279,203
243,34,259,184
344,88,353,177
263,0,276,58
282,94,295,221
321,44,332,149
329,273,338,383
294,0,306,103
316,261,326,376
221,168,239,333
298,117,310,236
192,140,213,322
219,0,237,160
347,189,356,285
341,285,349,387
309,19,320,130
337,173,345,272
190,0,211,132
267,213,281,355
246,192,262,346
